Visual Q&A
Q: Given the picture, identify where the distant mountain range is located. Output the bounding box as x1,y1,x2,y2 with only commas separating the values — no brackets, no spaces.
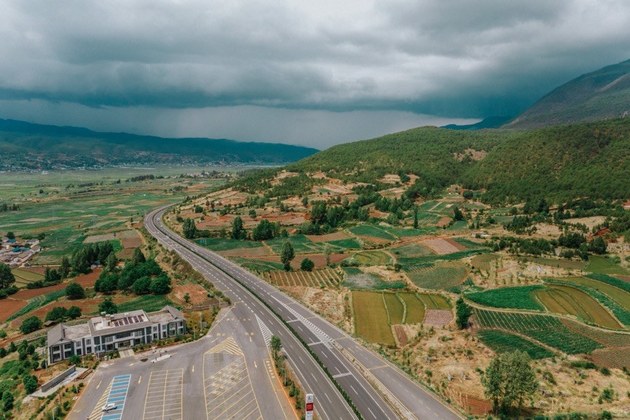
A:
506,59,630,128
0,119,318,170
442,116,512,130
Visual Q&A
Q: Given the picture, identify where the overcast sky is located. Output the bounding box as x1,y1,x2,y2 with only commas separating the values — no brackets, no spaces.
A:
1,0,629,148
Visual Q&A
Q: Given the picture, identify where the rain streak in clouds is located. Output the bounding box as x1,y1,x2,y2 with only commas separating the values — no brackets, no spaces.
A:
0,0,629,147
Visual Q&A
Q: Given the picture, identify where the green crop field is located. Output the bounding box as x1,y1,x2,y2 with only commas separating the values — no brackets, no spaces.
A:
474,309,602,354
7,289,67,321
477,330,555,359
535,285,623,329
398,293,425,323
406,261,468,290
561,318,630,348
349,224,397,241
391,243,434,258
196,237,263,251
325,238,362,249
383,293,404,324
352,250,392,266
558,277,630,309
263,268,343,288
352,291,395,346
265,234,323,254
467,285,545,311
416,293,451,309
586,273,630,293
586,256,630,275
11,268,45,287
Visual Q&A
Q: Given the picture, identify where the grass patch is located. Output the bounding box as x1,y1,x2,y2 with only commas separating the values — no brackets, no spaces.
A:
326,238,361,249
471,254,499,272
196,237,262,251
477,330,555,359
265,234,322,254
586,255,630,275
230,257,285,273
467,285,545,311
342,267,405,290
391,243,434,258
116,295,174,313
352,250,392,266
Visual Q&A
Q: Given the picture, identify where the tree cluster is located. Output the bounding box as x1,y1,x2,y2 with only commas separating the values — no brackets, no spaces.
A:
95,252,171,296
71,242,116,274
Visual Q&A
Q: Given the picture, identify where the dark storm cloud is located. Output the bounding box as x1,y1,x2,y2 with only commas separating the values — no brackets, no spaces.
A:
0,0,628,144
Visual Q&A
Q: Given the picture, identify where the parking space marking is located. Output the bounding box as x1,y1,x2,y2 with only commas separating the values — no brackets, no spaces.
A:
142,369,183,420
88,374,131,420
204,337,262,419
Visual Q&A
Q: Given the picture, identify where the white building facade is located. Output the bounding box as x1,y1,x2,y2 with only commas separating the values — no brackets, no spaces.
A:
47,306,185,364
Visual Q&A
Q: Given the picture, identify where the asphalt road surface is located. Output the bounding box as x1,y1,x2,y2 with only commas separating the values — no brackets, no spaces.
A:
146,206,461,420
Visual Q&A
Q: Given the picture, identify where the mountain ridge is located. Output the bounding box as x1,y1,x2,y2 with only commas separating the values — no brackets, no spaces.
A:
0,118,318,170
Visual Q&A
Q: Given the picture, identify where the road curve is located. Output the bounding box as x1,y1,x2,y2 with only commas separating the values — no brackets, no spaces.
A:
146,206,462,420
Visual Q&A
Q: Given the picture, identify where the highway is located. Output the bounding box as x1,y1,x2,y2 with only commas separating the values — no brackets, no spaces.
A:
146,206,461,420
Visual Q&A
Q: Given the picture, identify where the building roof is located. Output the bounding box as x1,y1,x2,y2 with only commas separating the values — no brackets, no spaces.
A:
147,306,185,324
47,323,67,346
88,310,153,337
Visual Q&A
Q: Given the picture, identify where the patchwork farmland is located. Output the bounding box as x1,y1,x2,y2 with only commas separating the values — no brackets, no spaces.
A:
262,268,343,288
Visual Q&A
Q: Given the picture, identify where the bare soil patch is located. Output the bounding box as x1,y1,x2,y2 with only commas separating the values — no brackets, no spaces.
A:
0,299,28,323
218,246,273,258
393,325,408,346
423,309,453,326
306,231,351,243
590,346,630,369
422,238,461,255
172,283,211,306
436,217,453,228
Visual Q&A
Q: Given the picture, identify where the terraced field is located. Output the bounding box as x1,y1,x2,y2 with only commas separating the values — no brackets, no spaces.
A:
349,224,397,241
467,285,545,311
391,243,435,258
399,293,425,323
263,268,343,288
559,277,630,309
352,290,395,346
352,250,392,265
477,329,555,359
474,309,602,354
406,261,468,290
416,293,451,309
383,293,404,324
535,284,623,329
11,268,44,287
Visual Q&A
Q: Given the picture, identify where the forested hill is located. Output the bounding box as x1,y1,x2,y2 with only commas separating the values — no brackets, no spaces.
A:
0,118,318,170
277,118,629,203
506,59,630,128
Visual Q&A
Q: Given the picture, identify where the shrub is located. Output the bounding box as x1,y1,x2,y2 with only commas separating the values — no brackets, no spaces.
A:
20,316,42,334
300,258,315,272
65,282,85,300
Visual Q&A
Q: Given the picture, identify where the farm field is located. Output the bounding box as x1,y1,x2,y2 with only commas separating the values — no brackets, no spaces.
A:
263,268,343,288
229,257,285,272
352,290,395,346
0,166,226,264
348,224,397,241
416,293,450,310
467,285,545,311
383,293,404,324
342,267,405,290
10,268,45,287
474,309,603,354
586,255,630,275
557,277,630,309
405,260,468,290
391,243,435,258
352,250,392,265
477,329,555,359
535,284,623,329
196,237,263,251
398,293,425,323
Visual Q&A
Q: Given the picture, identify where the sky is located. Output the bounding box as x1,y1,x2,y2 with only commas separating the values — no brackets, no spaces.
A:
0,0,629,149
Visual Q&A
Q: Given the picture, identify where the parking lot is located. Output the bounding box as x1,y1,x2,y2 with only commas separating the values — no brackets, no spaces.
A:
142,369,184,420
88,374,131,420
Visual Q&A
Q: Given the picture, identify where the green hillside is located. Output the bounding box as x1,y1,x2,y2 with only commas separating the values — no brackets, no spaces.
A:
507,59,630,128
0,118,318,170
238,118,629,203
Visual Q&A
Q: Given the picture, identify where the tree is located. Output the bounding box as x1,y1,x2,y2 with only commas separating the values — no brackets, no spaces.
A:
280,241,295,271
271,335,282,358
132,276,152,295
324,244,332,267
300,258,314,272
6,232,15,240
248,209,257,219
182,218,197,239
0,263,15,289
252,219,277,241
184,293,191,304
455,297,472,329
99,298,117,314
453,206,464,221
105,252,118,272
132,248,146,264
20,316,42,334
23,374,38,394
59,256,71,278
2,391,14,411
65,282,85,300
413,206,419,229
45,307,68,322
95,273,118,294
150,275,171,295
67,306,82,320
589,236,607,255
482,351,538,414
231,216,246,240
